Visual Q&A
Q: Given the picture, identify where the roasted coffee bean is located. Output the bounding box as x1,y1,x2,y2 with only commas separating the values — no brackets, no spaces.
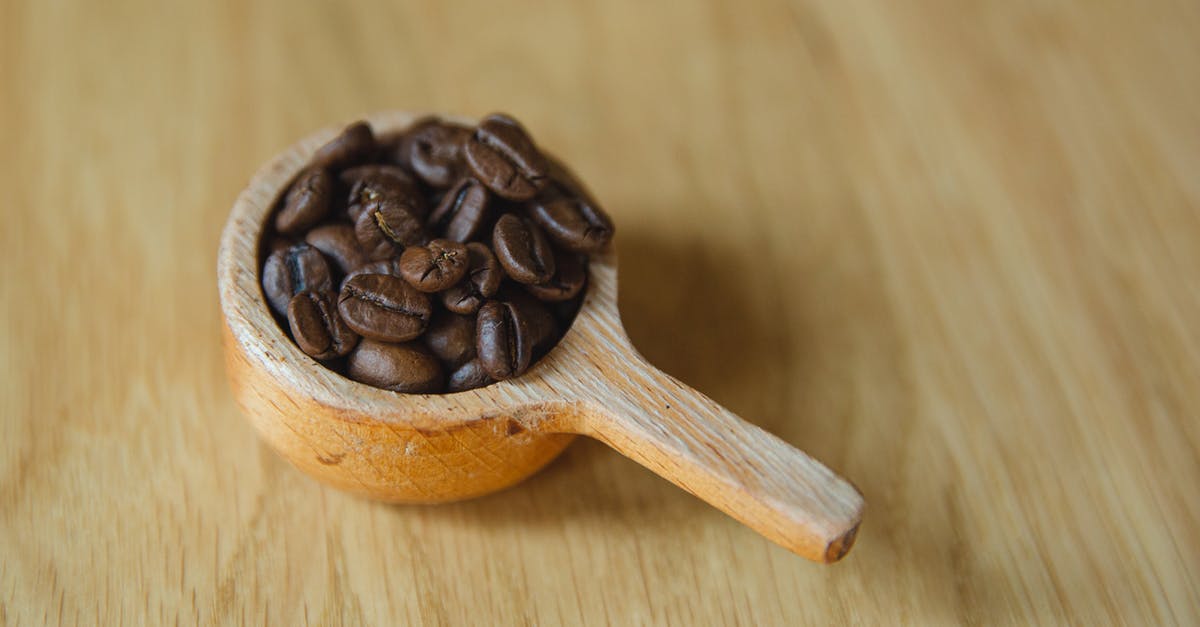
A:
305,223,368,275
275,168,333,234
476,300,533,380
527,160,614,253
354,197,429,260
526,250,586,302
346,339,444,393
344,165,424,222
464,114,548,201
447,358,494,392
341,258,404,290
337,273,432,342
311,121,376,169
492,214,555,284
427,178,490,242
287,290,359,360
262,243,333,315
503,288,560,358
440,243,502,314
399,117,471,188
423,310,477,369
399,239,469,293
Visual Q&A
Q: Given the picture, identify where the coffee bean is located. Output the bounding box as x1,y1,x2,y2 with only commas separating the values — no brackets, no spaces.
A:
447,358,494,392
346,339,444,393
492,214,555,284
399,239,469,292
527,159,614,253
341,258,404,290
343,165,424,222
311,121,376,169
275,168,333,234
476,300,533,380
337,273,432,342
525,250,586,302
503,288,560,358
305,223,368,275
427,178,490,242
354,197,429,260
464,114,548,201
399,117,471,188
424,310,477,369
262,243,333,315
287,290,359,360
440,243,502,314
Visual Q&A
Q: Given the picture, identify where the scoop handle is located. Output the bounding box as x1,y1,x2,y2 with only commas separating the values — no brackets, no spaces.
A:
557,342,864,563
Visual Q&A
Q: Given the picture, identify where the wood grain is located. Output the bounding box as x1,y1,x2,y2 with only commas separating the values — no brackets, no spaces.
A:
2,0,1198,624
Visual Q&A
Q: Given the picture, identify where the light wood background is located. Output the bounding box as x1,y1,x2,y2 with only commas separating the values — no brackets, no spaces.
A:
2,0,1198,624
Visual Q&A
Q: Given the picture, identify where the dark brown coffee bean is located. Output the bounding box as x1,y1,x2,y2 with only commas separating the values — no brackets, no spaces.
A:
311,121,376,169
399,239,469,292
440,243,502,314
423,310,477,369
275,168,333,234
337,274,432,342
354,197,429,260
527,160,614,253
340,258,404,290
503,288,560,358
399,117,472,188
287,290,359,360
343,165,424,222
464,114,548,201
427,178,490,242
492,214,555,284
447,358,494,392
346,339,444,393
476,300,533,380
526,250,586,302
262,243,333,315
305,223,368,275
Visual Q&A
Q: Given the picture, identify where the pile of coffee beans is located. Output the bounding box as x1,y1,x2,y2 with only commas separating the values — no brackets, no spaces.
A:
260,114,613,393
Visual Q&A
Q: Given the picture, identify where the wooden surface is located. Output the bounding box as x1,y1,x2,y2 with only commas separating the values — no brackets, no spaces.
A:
2,0,1198,624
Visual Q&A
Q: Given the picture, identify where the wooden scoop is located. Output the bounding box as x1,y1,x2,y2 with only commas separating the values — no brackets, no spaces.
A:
218,111,864,563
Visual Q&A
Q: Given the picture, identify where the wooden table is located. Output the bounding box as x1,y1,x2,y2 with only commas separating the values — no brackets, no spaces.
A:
2,1,1197,624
